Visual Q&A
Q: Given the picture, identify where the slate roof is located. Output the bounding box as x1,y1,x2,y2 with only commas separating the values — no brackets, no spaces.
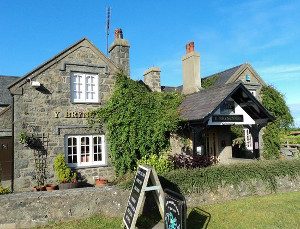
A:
180,82,241,121
0,75,19,106
202,64,243,87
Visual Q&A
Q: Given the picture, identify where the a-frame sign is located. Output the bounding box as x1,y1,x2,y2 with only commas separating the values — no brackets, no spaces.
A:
123,165,164,229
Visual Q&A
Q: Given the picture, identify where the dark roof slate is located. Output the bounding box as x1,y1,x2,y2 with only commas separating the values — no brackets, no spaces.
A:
202,64,243,87
0,75,19,106
180,82,240,121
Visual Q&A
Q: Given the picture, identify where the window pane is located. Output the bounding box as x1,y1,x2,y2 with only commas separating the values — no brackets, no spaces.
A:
73,155,77,163
68,156,72,163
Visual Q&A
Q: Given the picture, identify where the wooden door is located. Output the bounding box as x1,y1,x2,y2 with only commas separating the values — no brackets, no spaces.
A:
0,137,13,181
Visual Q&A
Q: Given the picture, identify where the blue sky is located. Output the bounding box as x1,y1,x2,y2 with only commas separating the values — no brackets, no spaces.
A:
1,0,299,127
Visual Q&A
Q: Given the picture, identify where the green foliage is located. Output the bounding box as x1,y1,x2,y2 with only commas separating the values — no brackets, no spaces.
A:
89,72,183,175
201,75,219,89
137,153,173,174
261,85,294,159
19,131,29,144
230,125,244,140
53,154,77,183
161,159,300,194
0,185,10,195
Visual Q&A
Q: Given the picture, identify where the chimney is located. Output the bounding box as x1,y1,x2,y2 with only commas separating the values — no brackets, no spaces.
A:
143,67,161,92
109,28,130,76
182,41,201,94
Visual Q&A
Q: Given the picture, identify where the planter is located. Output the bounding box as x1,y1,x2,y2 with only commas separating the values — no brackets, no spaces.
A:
58,182,78,190
32,186,46,191
95,178,108,187
46,184,57,191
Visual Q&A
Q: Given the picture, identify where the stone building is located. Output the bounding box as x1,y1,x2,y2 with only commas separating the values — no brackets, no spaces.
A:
0,31,274,192
143,42,274,163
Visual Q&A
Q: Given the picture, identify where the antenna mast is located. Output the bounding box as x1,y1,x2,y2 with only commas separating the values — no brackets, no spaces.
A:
106,6,111,55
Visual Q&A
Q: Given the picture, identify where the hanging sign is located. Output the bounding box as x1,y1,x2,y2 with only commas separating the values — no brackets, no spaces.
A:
212,115,244,122
164,189,187,229
123,165,164,229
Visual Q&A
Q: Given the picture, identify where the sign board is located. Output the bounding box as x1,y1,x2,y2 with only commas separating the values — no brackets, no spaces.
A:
164,189,187,229
123,165,164,229
220,101,235,114
212,115,244,122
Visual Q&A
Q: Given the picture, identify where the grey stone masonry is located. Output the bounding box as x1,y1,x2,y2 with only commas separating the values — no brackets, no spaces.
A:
143,67,161,92
10,39,117,192
109,28,130,76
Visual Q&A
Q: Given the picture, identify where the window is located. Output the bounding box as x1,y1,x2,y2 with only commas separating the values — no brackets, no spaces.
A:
249,89,256,97
66,135,106,167
71,73,99,103
245,74,251,82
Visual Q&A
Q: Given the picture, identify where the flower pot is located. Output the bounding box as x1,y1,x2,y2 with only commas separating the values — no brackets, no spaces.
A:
95,178,108,187
58,182,78,190
46,184,57,191
32,186,46,191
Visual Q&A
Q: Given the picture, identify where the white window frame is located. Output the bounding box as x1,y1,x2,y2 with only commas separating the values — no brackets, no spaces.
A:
65,135,106,168
71,72,99,103
249,89,256,97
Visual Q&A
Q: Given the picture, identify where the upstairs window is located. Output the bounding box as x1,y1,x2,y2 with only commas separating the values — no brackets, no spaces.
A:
66,135,106,167
71,73,99,103
245,74,251,82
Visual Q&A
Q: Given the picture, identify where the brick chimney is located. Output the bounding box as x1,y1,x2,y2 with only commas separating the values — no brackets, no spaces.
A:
109,28,130,76
143,67,161,92
182,41,201,94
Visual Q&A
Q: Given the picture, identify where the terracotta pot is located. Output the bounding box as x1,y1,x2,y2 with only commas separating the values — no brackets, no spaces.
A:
46,184,57,191
32,186,46,191
58,182,78,190
95,178,108,187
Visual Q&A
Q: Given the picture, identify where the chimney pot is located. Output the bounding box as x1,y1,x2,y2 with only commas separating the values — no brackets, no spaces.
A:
114,28,123,39
186,41,195,54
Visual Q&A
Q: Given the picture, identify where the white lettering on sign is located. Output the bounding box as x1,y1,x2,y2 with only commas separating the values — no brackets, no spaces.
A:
128,201,136,212
255,142,259,149
131,196,136,204
136,178,143,185
134,186,140,193
127,208,133,218
137,170,146,177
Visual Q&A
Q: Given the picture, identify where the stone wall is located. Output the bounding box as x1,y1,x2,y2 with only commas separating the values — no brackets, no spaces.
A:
12,40,117,192
143,67,161,92
0,176,299,228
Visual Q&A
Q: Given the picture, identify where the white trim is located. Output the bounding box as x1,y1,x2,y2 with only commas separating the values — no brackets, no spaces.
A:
65,134,106,168
70,72,99,103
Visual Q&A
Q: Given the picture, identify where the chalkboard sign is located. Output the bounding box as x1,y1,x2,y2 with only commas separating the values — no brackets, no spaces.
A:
123,166,149,229
123,165,164,229
164,189,187,229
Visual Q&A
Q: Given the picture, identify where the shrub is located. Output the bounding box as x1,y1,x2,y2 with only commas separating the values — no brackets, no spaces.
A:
0,186,10,195
169,153,214,169
161,159,300,194
53,154,77,183
137,153,173,174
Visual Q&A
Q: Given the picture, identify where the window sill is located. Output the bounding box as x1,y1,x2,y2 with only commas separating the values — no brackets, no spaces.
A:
69,164,109,169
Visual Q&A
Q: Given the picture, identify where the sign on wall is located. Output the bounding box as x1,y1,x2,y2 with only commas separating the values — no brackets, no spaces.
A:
212,115,244,122
164,189,187,229
123,165,164,229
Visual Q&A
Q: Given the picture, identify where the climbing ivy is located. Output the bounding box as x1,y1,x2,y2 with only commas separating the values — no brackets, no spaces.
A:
201,75,219,89
89,72,183,175
261,85,294,159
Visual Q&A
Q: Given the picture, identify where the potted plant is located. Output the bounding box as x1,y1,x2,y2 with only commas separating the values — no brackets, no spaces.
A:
95,177,108,187
54,154,78,190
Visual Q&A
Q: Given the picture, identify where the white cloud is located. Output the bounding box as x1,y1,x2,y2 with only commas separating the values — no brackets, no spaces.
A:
257,64,300,82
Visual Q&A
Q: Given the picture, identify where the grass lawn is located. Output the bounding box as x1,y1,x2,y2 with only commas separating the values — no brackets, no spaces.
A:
38,191,300,229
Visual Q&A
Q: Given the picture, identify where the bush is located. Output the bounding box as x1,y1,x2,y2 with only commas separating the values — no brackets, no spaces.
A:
169,153,214,169
0,186,10,195
137,154,173,174
53,154,77,183
161,159,300,194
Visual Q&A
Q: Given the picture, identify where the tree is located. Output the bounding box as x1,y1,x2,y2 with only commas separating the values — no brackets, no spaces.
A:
261,85,294,159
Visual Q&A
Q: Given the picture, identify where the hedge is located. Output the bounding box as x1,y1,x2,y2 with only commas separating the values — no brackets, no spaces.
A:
161,159,300,194
119,160,300,194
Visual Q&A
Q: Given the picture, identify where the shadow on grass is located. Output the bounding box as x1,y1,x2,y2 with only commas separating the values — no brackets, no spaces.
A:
187,207,211,229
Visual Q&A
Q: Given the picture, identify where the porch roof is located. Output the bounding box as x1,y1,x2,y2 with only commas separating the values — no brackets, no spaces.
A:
180,82,274,124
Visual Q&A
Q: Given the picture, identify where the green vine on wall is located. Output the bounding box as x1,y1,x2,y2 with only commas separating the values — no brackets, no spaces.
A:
261,85,294,159
89,72,183,175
